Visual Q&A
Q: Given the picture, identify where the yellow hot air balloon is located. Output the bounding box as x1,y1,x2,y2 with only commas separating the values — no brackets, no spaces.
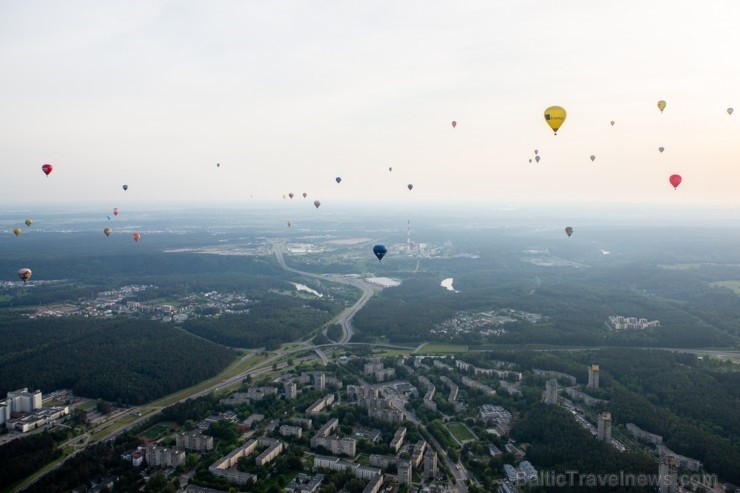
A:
657,100,666,113
544,106,567,135
25,219,32,227
13,227,22,237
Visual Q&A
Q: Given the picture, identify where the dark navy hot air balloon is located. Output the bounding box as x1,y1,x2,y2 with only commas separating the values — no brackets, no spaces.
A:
373,244,387,261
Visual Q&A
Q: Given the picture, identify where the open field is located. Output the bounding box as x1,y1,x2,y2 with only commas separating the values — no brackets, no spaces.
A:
418,343,469,354
138,421,177,441
710,280,740,295
446,422,476,442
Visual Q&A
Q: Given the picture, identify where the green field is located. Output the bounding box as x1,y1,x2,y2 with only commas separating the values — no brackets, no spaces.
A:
138,421,177,441
419,343,469,354
446,422,476,442
710,280,740,296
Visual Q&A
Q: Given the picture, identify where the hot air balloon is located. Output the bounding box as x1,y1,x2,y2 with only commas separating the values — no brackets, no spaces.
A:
658,147,665,153
544,106,567,135
610,121,615,126
590,155,596,162
534,149,538,155
388,166,392,172
104,227,112,237
17,268,32,282
451,121,457,128
565,226,574,237
669,174,682,189
372,244,388,261
282,194,286,200
132,233,141,242
313,200,321,209
289,193,294,199
25,219,32,227
528,159,532,163
107,215,112,220
407,184,413,191
728,108,734,115
657,100,666,113
287,220,292,228
335,177,342,184
535,155,541,163
217,162,220,167
113,208,119,216
122,184,128,191
13,228,21,237
302,192,307,198
41,164,53,177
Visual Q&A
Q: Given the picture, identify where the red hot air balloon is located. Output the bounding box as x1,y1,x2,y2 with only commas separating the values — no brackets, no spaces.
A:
18,268,32,282
451,121,457,128
41,164,53,177
132,233,141,242
113,208,119,216
669,174,682,189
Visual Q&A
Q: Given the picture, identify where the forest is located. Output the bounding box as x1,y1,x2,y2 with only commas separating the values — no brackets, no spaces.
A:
0,314,236,404
463,348,740,484
182,294,344,349
352,264,738,348
512,403,658,493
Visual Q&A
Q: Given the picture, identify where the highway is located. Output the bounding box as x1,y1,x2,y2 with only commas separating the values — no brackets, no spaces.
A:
269,239,379,345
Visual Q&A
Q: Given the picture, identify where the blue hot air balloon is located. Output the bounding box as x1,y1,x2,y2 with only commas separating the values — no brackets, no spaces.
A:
373,244,387,261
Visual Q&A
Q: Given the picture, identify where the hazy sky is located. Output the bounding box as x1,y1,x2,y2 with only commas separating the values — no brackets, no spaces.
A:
2,1,740,208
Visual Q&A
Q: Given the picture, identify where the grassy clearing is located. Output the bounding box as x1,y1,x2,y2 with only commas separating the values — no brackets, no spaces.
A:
446,422,476,442
138,421,177,440
419,343,469,354
371,349,413,357
710,281,740,296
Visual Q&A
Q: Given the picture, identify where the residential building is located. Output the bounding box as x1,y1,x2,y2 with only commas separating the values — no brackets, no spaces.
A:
285,473,324,493
597,412,612,443
285,382,298,399
398,461,412,485
306,394,335,417
362,474,384,493
544,379,558,405
587,365,600,389
423,449,437,479
175,430,214,451
658,455,679,493
390,427,407,452
411,440,428,468
145,445,186,468
280,425,303,438
626,423,663,445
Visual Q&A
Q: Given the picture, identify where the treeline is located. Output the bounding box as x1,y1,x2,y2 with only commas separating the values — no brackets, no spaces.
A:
0,430,66,489
512,404,657,493
19,433,143,493
610,385,740,484
0,315,236,404
182,294,343,349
